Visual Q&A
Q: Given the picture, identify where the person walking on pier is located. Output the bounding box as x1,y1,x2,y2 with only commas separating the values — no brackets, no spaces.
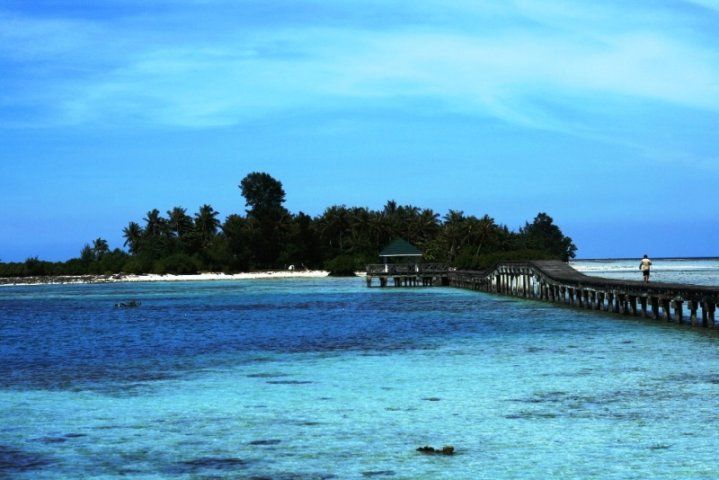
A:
639,255,652,282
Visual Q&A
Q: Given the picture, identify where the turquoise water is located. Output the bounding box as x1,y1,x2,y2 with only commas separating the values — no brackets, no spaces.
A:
572,258,719,285
2,261,719,479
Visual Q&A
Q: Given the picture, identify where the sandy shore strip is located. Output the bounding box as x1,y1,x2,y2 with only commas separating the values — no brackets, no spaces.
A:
0,270,332,286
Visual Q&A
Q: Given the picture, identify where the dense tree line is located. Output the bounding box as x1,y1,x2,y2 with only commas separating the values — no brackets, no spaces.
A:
0,172,576,277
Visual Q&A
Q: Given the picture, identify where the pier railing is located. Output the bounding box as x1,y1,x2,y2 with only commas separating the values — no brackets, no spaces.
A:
366,263,449,275
365,263,450,287
448,260,719,328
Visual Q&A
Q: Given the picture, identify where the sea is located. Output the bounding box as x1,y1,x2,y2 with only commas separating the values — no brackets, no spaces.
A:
1,258,719,479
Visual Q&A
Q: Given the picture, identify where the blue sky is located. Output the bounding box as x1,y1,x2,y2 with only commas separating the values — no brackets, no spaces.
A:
1,0,718,261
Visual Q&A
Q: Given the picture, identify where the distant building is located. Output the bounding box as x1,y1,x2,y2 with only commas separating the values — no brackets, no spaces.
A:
366,239,447,287
379,238,422,271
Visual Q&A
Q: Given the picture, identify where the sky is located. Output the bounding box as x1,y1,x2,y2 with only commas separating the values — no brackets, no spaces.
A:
1,0,718,261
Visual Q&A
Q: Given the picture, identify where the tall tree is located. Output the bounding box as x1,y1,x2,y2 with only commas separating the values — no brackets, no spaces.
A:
239,172,290,268
167,207,193,238
194,204,220,245
519,212,577,261
222,214,252,270
122,222,143,254
92,238,109,260
239,172,286,218
143,209,166,238
442,210,467,263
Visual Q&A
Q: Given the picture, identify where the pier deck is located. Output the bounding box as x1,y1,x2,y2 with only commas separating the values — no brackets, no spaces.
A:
448,261,718,327
366,260,719,327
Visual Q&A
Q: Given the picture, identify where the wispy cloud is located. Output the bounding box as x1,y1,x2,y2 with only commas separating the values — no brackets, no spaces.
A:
2,0,719,135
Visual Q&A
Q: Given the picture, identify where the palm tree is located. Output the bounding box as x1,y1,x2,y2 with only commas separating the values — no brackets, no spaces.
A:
143,209,166,238
122,222,143,253
442,210,467,263
471,214,498,258
346,207,373,255
167,207,193,238
194,204,220,244
417,209,440,243
92,238,109,259
317,205,351,252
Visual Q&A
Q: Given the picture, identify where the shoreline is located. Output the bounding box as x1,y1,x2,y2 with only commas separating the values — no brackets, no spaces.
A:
0,270,333,287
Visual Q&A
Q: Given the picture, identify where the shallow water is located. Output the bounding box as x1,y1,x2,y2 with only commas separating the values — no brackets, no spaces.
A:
572,258,719,286
2,261,719,479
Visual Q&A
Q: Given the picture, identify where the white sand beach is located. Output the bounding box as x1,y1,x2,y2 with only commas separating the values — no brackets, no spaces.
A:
0,270,331,286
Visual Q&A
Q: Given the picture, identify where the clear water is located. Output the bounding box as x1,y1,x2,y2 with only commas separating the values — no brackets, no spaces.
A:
571,258,719,286
2,260,719,479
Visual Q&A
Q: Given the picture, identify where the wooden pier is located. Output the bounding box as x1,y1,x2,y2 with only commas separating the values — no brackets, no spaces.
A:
365,263,449,287
446,261,718,327
365,259,719,327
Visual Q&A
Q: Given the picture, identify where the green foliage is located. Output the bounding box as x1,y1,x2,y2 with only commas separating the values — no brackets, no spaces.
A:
519,213,577,261
240,172,286,217
23,257,49,276
122,256,153,275
324,255,361,276
0,172,579,278
239,172,291,268
152,254,200,275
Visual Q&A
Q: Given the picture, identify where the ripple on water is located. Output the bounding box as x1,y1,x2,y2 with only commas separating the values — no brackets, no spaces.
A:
0,445,52,474
169,456,249,474
266,380,313,385
362,470,396,477
249,439,282,446
249,473,337,480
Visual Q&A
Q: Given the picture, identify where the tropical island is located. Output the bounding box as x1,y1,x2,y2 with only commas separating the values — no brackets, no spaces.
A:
0,172,576,280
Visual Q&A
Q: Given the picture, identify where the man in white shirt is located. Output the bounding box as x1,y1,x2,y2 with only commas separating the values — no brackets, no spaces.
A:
639,255,652,283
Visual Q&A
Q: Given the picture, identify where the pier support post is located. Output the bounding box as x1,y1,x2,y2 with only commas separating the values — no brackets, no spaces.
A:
621,294,631,315
651,297,660,320
639,297,648,317
610,292,619,313
673,300,683,324
689,300,698,326
629,296,638,316
661,298,672,321
617,294,626,314
705,302,716,327
597,292,605,311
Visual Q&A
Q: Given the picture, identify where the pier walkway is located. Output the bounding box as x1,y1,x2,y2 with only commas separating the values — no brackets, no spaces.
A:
366,260,719,327
449,261,718,327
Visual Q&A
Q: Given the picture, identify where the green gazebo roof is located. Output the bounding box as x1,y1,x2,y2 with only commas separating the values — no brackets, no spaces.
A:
379,238,422,257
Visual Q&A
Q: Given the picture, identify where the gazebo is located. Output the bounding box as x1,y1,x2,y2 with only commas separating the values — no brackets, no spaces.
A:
366,239,447,287
379,238,422,272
